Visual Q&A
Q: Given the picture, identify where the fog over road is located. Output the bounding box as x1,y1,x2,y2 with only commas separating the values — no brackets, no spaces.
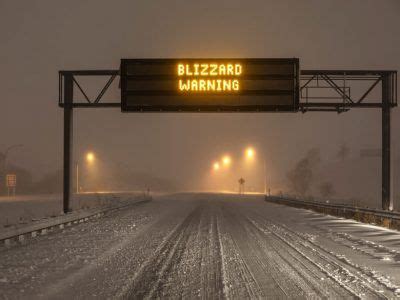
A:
1,193,400,299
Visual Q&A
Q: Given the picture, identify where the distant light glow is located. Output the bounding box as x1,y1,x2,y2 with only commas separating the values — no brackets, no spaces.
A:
86,152,95,163
213,162,220,171
222,155,231,166
245,147,255,159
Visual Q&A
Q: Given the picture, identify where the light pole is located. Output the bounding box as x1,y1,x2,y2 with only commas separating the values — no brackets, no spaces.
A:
76,151,95,194
76,162,79,194
263,157,268,195
211,155,233,192
245,147,268,195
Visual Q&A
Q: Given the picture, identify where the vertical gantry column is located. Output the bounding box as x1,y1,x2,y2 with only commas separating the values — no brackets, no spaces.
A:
382,74,391,211
63,74,74,214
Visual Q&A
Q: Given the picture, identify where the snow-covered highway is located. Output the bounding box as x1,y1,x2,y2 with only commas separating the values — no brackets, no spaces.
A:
1,193,400,299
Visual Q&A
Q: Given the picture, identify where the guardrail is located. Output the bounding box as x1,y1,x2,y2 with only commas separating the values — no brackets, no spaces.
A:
265,196,400,230
1,196,151,246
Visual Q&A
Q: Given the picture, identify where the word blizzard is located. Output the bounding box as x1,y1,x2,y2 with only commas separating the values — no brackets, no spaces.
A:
177,63,242,92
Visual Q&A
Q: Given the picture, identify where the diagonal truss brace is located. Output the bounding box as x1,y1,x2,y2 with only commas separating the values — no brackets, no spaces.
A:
59,70,119,107
299,70,397,113
72,74,117,104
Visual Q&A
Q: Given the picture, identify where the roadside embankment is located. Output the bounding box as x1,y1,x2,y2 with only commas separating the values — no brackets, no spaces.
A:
0,192,151,245
0,192,150,230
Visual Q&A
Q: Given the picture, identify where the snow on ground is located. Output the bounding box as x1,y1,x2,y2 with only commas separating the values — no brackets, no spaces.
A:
0,193,399,299
0,192,145,230
241,200,400,297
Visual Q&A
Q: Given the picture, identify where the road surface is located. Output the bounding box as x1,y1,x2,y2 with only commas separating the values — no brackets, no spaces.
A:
1,193,400,299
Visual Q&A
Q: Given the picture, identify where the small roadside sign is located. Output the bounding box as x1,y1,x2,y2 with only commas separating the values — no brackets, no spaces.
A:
238,177,245,195
6,174,16,187
6,174,16,196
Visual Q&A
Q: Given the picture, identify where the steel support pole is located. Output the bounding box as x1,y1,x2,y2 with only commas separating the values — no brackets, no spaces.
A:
76,163,79,194
63,74,73,214
263,157,267,195
382,75,391,211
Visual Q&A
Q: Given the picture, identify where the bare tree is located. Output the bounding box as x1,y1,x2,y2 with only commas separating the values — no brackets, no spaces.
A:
337,143,350,161
319,182,335,198
287,148,321,196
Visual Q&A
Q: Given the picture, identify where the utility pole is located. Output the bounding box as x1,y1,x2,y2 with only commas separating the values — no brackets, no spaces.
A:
76,163,79,194
263,157,267,195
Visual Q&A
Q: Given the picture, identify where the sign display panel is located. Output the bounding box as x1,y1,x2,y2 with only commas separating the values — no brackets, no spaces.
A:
121,58,299,112
6,174,16,187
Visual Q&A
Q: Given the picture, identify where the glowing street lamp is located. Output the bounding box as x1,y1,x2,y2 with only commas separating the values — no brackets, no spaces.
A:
245,147,255,160
213,162,220,171
86,152,95,163
222,155,231,167
244,146,268,195
76,151,96,194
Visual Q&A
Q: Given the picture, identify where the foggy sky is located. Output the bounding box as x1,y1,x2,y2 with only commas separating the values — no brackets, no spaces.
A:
1,0,399,192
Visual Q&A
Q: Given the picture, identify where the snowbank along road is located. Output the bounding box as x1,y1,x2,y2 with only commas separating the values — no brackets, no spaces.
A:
1,193,400,299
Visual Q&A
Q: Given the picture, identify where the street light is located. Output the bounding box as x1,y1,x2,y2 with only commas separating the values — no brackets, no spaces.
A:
245,147,255,160
222,155,231,167
244,146,268,195
76,151,96,193
213,162,220,171
86,152,95,163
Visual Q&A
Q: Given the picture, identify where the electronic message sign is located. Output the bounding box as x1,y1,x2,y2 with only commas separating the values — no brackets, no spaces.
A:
121,58,299,112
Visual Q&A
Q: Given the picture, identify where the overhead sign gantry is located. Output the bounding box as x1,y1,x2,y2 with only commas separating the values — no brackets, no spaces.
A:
59,58,397,213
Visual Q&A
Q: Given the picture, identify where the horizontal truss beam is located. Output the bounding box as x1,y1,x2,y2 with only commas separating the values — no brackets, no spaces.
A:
58,69,397,111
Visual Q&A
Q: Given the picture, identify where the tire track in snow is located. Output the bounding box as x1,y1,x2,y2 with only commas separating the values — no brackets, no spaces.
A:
222,203,355,298
215,211,229,299
241,215,348,298
219,203,289,298
216,211,264,298
246,209,393,299
120,204,203,299
197,205,225,299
